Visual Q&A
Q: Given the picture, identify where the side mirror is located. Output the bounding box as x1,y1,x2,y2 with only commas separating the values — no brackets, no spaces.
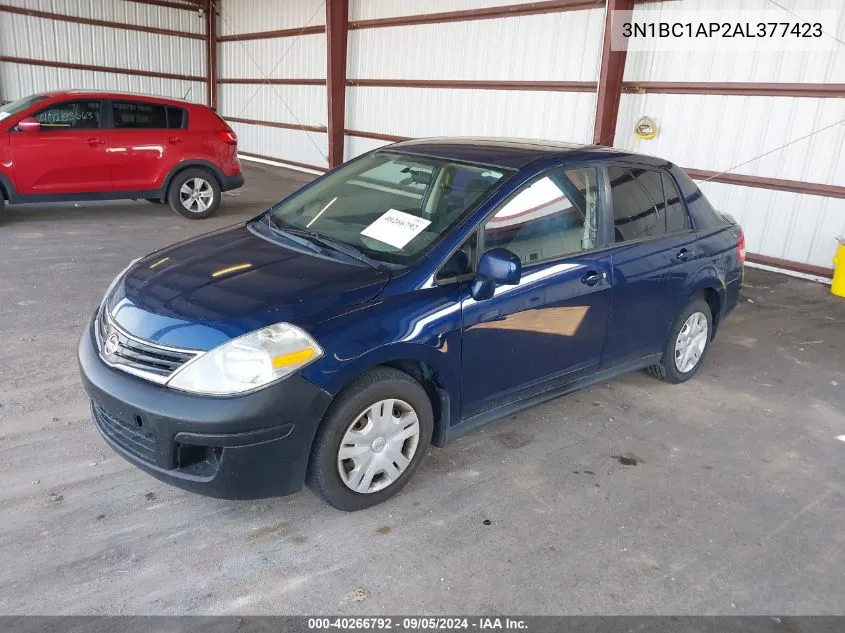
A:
470,248,521,301
17,117,41,133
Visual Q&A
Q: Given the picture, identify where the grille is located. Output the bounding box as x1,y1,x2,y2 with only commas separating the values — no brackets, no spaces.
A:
97,311,197,381
92,403,157,463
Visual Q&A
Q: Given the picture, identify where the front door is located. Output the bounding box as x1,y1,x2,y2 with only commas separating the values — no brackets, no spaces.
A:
601,165,699,367
460,165,613,417
10,99,110,194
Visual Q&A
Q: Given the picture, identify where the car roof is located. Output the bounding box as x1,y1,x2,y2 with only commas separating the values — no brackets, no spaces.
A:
40,90,196,107
385,137,670,170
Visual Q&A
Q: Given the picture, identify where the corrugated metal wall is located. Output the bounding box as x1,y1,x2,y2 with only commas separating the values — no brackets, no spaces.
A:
344,3,605,160
0,0,207,104
1,0,840,275
349,0,539,21
617,0,845,271
218,0,328,170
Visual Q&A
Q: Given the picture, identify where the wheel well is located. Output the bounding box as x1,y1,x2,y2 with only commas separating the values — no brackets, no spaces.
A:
381,360,449,447
165,164,222,197
0,181,8,202
700,287,721,337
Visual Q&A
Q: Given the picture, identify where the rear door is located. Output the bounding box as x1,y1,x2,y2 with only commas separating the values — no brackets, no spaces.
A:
9,99,110,194
601,165,698,367
460,165,613,417
107,100,187,192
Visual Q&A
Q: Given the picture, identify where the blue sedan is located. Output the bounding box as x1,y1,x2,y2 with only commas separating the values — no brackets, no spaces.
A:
79,138,744,511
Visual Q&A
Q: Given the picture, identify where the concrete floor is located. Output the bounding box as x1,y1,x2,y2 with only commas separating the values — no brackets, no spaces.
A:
0,162,843,615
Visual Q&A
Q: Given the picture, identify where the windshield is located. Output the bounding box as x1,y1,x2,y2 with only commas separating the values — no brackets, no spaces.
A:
265,152,512,264
0,94,49,121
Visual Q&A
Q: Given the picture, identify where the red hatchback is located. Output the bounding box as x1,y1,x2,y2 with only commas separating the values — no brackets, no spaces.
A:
0,90,244,219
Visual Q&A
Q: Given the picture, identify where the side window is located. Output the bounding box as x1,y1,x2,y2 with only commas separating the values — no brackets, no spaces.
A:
609,167,665,242
166,107,186,129
112,101,169,129
609,167,692,242
484,166,600,266
436,233,477,281
35,101,101,130
662,172,691,233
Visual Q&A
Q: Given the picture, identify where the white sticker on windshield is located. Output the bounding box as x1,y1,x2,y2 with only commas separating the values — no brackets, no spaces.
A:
0,112,10,121
361,209,431,249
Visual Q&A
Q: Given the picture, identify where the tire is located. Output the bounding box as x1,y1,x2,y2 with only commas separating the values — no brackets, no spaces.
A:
145,198,165,204
647,297,713,384
167,169,221,219
0,192,4,215
307,367,434,511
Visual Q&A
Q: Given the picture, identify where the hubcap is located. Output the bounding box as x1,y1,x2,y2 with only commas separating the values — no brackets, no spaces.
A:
179,178,214,213
674,311,708,373
337,399,420,494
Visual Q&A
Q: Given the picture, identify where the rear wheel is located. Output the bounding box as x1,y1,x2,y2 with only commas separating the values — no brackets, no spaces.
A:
647,297,712,384
307,367,434,511
167,169,220,219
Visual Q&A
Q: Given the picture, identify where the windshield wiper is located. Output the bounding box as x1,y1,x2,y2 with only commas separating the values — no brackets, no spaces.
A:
260,215,329,257
282,225,380,269
261,215,379,268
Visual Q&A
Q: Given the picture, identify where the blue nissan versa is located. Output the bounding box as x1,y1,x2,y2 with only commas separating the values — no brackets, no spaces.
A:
79,138,744,511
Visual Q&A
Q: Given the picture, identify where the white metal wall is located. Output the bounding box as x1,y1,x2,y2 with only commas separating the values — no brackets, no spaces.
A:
616,0,845,271
344,3,605,160
0,0,207,104
350,0,540,21
218,0,328,170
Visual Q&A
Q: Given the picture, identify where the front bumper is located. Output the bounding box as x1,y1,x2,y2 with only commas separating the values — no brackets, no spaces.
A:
221,172,245,192
78,317,332,499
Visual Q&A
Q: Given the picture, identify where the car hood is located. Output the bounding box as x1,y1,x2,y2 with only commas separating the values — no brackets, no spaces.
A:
106,224,391,350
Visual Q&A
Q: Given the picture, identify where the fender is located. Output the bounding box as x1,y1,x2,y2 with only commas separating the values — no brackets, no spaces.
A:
160,159,227,192
0,132,12,200
683,263,727,334
0,170,14,202
299,287,466,444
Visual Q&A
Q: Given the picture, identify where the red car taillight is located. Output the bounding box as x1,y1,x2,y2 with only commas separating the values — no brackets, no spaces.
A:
737,228,746,265
216,130,238,145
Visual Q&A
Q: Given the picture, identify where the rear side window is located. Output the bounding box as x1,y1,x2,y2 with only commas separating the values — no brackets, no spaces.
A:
34,101,101,130
663,172,691,233
166,107,186,129
609,166,690,242
112,101,185,129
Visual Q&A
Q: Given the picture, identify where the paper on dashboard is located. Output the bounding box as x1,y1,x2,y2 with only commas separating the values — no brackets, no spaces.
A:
360,209,431,249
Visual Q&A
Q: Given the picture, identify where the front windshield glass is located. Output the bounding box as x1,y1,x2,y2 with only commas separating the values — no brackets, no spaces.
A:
265,151,512,264
0,94,48,121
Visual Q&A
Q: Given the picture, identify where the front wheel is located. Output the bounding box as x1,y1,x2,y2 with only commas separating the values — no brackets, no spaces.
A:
647,298,713,384
307,367,434,511
167,169,221,219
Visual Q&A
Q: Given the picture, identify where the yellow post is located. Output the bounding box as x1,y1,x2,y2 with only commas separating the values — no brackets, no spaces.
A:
833,238,845,298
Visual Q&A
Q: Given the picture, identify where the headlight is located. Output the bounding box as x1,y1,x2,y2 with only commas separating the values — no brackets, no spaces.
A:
166,323,323,396
101,257,141,309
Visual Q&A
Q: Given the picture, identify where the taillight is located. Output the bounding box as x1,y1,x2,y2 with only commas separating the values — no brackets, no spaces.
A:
215,130,237,145
737,229,746,265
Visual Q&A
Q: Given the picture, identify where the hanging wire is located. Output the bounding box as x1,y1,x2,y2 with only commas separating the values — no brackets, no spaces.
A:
209,0,328,162
693,118,845,184
692,2,845,182
766,0,845,49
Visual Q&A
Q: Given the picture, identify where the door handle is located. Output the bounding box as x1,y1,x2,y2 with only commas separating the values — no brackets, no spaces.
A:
86,137,106,146
676,248,690,262
581,270,607,286
168,136,183,144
